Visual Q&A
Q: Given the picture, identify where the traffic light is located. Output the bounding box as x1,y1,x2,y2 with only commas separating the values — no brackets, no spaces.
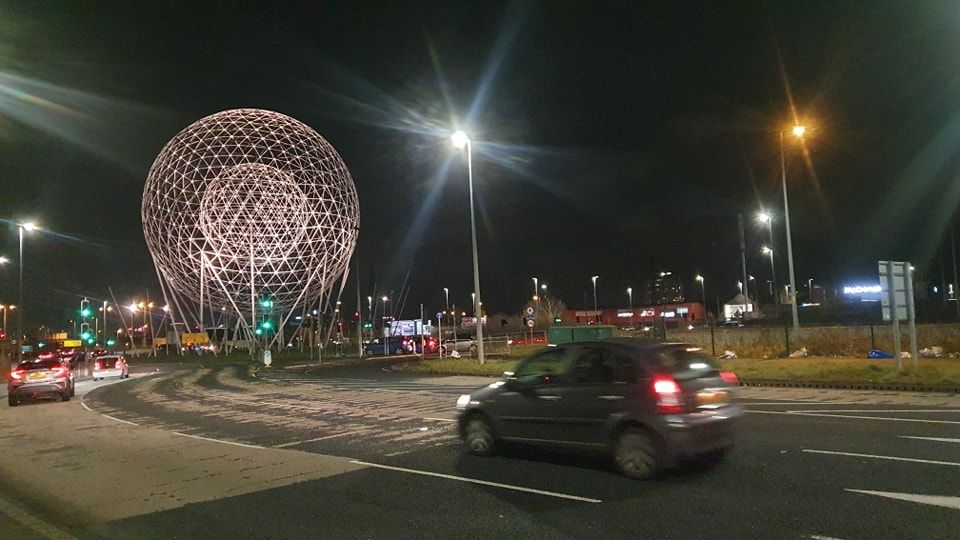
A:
362,322,373,329
86,338,95,345
80,298,92,318
260,297,274,310
80,322,92,341
261,320,273,330
106,338,116,346
255,328,263,336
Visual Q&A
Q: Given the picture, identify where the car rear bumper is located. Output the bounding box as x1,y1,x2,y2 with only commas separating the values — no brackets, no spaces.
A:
8,382,69,398
659,406,743,459
94,369,124,378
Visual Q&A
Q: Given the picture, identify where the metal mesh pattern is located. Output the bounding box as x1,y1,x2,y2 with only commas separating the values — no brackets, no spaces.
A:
142,109,359,316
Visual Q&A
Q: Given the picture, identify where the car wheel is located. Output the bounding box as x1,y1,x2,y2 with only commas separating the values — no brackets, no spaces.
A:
70,386,76,398
612,427,660,480
7,395,18,407
463,416,496,456
60,391,71,402
93,377,99,381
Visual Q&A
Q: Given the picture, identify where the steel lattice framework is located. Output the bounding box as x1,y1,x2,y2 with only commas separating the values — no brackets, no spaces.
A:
142,108,359,332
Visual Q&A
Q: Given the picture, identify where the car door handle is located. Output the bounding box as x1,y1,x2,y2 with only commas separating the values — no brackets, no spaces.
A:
597,395,625,401
538,395,561,401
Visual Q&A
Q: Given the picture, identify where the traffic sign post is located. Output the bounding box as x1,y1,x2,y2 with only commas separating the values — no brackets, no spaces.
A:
879,260,917,369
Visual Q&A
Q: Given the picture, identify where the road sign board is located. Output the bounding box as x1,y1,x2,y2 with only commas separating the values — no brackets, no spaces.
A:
526,319,535,328
879,261,909,321
526,307,535,315
436,312,443,320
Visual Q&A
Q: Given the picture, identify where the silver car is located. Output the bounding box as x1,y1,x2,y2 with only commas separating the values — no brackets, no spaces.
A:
92,355,129,381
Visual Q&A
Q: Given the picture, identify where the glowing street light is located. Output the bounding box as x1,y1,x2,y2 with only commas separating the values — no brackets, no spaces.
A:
780,124,807,329
451,129,486,364
16,221,37,361
591,275,600,321
626,287,633,310
0,256,8,265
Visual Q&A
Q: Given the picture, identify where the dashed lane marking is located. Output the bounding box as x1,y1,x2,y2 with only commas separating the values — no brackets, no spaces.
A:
747,409,960,425
349,460,602,503
803,449,960,467
171,431,266,450
422,417,456,422
898,435,960,444
81,397,139,426
273,428,373,449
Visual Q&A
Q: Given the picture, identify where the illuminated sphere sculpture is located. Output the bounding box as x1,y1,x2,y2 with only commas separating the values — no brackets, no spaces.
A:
142,109,359,316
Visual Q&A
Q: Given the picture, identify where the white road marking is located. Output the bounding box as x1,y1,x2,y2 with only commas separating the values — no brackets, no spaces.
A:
101,414,139,426
898,435,960,444
422,417,456,422
349,460,602,503
741,401,861,406
0,491,75,540
788,409,960,414
747,410,960,425
273,428,372,448
171,431,265,449
808,535,846,540
846,489,960,511
803,449,960,467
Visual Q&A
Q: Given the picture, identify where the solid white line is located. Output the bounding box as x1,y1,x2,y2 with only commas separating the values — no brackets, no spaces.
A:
349,460,602,503
171,431,265,449
746,410,960,425
422,417,456,423
845,489,960,510
809,535,846,540
742,402,860,406
81,401,93,412
803,449,960,467
789,409,960,414
273,428,371,448
898,435,960,444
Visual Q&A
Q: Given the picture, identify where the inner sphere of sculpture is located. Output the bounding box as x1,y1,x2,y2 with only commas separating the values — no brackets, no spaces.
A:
141,108,359,315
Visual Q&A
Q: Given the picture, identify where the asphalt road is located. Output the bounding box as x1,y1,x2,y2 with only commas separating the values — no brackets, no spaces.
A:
2,358,960,539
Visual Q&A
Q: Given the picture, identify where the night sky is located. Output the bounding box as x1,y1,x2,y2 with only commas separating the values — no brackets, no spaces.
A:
1,1,960,328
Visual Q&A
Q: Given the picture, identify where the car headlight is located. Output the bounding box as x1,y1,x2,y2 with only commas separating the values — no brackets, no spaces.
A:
456,394,471,409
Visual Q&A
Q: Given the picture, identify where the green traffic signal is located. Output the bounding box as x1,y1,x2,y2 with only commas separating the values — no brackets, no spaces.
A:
81,331,92,340
86,338,95,345
260,320,273,330
254,328,263,336
80,308,92,318
260,298,273,309
106,338,116,346
362,322,373,329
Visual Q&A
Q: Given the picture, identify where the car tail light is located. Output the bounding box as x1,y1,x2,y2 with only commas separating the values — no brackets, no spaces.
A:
653,376,684,414
51,367,69,378
115,360,123,369
720,371,739,384
94,361,103,371
10,369,24,380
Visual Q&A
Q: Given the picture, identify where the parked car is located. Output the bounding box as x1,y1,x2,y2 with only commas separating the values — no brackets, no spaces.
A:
7,358,76,406
364,335,440,355
92,355,129,380
455,340,742,479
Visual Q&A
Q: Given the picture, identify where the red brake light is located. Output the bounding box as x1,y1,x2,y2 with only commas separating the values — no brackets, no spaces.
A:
720,371,739,384
10,369,24,380
94,361,103,371
653,376,683,414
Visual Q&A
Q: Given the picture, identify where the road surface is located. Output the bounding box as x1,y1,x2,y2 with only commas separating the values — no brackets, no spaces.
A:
1,358,959,539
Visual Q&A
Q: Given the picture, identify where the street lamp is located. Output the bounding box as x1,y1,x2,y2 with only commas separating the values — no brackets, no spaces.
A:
626,287,633,310
780,124,806,329
591,275,599,321
17,222,36,361
695,275,707,311
452,130,486,364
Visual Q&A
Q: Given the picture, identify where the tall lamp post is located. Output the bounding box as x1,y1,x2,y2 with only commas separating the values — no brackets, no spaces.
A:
0,256,7,337
695,274,707,316
17,222,36,361
780,125,806,329
452,130,486,365
626,287,633,310
757,210,779,311
591,275,599,322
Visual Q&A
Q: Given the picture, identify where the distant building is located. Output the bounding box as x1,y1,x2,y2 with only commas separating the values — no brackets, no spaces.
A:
562,302,706,328
640,272,685,305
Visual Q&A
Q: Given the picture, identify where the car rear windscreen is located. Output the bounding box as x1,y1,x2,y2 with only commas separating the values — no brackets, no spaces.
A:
17,359,61,371
652,347,718,378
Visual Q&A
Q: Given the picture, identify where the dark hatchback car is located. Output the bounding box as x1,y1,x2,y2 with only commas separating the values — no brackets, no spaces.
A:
456,341,742,479
8,358,76,406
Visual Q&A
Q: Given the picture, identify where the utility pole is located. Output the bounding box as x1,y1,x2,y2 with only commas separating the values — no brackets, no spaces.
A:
738,214,749,309
952,223,960,319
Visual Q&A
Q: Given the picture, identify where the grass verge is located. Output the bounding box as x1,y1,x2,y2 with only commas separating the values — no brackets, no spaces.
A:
722,357,960,386
393,355,960,387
